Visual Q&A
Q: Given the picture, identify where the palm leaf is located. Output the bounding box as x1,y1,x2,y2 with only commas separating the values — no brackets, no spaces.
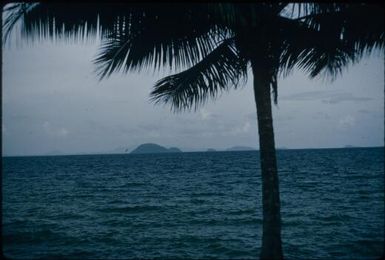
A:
278,4,384,80
4,2,384,106
93,12,227,78
209,3,288,27
4,3,233,73
150,38,247,111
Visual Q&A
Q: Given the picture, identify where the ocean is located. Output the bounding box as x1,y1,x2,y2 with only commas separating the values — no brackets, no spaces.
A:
2,148,384,259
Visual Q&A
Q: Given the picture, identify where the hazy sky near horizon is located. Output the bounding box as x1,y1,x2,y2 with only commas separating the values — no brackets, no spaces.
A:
2,35,384,156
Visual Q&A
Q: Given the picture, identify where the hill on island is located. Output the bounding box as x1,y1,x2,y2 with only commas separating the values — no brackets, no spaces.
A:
226,146,256,151
130,143,182,154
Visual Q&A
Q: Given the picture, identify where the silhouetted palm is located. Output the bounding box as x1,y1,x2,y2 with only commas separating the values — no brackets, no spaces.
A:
3,3,384,259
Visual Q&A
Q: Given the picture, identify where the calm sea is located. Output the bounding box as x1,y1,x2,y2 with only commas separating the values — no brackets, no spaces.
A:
2,148,384,259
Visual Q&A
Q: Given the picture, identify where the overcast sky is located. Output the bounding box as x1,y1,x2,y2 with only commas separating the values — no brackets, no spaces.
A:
2,34,384,156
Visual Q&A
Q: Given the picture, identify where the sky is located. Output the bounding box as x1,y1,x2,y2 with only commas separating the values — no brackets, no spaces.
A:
2,33,384,156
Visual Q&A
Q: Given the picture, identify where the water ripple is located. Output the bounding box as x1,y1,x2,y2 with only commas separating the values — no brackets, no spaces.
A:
2,148,384,259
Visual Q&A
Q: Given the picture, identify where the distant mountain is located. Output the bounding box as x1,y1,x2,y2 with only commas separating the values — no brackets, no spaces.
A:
46,150,64,156
130,143,182,154
226,146,256,151
168,147,182,153
105,146,129,154
206,148,217,152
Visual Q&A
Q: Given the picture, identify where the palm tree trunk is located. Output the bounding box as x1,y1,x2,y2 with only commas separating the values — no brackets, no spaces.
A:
251,61,283,260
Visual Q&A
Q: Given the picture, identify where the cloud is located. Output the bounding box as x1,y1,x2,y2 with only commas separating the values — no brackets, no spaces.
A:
43,121,69,137
246,112,257,120
200,109,211,120
322,94,372,104
274,114,295,122
225,121,253,136
280,91,331,101
337,115,356,130
311,112,331,120
281,91,372,104
358,109,371,114
147,131,161,138
242,121,251,132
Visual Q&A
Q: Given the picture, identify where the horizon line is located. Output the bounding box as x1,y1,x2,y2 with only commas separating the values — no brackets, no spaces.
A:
2,145,384,158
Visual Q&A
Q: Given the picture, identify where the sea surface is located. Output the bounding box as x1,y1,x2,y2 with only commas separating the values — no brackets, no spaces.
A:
2,148,384,259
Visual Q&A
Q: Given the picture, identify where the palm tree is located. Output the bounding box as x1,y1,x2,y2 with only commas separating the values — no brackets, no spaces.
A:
3,3,384,259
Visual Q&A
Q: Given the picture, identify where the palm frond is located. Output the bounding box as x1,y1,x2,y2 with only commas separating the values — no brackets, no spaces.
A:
93,16,227,78
287,3,345,21
307,4,384,56
4,2,383,107
4,3,232,74
278,4,384,80
3,3,39,43
3,3,102,43
150,39,247,111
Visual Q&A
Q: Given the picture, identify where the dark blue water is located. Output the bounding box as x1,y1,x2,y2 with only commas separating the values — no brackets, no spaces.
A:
2,148,384,259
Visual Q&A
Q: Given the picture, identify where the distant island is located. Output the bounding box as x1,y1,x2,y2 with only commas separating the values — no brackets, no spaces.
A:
168,147,182,153
206,148,217,152
226,146,256,151
130,143,182,154
46,150,64,156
